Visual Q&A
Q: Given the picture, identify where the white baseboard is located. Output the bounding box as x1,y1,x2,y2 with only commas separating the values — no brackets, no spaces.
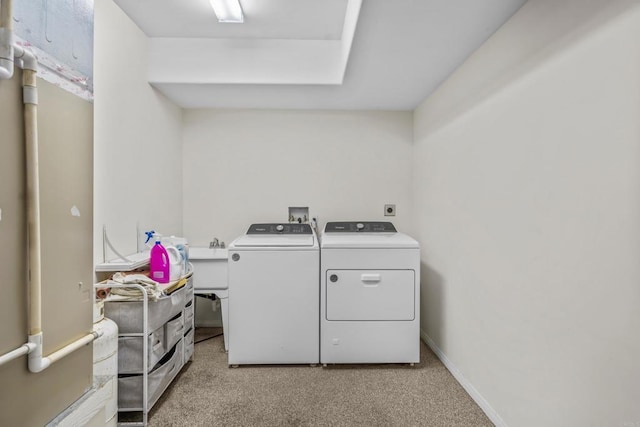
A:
420,330,506,427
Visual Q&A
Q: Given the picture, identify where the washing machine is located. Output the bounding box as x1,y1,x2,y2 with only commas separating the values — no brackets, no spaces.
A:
320,221,420,364
228,223,319,365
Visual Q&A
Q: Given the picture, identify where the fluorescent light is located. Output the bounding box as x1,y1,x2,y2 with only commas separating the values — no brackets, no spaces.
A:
209,0,244,23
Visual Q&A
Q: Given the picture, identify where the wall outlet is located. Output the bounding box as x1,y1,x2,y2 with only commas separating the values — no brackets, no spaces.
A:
384,204,396,216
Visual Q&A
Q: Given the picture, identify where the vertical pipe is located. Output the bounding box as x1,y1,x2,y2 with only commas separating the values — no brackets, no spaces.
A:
0,0,13,28
23,68,42,335
0,0,15,79
0,0,12,31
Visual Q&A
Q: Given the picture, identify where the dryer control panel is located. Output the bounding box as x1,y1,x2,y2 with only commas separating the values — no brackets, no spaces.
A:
247,223,312,234
324,221,397,233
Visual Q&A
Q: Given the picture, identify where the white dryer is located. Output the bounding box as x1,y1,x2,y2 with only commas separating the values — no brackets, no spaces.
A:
320,221,420,364
228,223,319,365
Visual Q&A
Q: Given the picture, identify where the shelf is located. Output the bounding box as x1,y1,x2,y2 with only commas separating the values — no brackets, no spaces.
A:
96,251,150,272
98,276,195,426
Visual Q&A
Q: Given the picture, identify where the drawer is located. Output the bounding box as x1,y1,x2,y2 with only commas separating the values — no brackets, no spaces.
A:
184,300,194,325
164,312,184,351
183,328,194,364
104,285,187,333
117,326,165,374
118,339,184,409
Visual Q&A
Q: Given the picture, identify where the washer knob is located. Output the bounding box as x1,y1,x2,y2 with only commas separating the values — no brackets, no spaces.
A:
276,224,285,232
356,223,365,231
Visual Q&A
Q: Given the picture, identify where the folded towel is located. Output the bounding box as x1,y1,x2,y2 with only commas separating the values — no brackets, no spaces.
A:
112,272,158,286
107,272,163,301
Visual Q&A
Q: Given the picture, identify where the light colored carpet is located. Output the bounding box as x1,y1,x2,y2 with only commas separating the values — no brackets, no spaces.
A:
149,328,492,426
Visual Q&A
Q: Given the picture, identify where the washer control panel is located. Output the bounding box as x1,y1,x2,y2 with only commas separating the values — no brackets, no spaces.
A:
324,221,397,233
247,223,312,234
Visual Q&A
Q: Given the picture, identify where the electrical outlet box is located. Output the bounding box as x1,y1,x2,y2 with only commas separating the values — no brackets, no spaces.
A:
384,204,396,216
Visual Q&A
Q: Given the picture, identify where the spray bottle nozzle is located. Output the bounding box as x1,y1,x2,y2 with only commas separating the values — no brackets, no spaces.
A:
144,230,156,244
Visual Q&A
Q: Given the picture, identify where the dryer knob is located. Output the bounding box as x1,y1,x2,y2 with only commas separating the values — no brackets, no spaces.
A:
356,223,365,231
276,224,285,232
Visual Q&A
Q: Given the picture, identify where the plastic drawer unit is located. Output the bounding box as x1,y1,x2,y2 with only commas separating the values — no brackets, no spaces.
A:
100,273,195,426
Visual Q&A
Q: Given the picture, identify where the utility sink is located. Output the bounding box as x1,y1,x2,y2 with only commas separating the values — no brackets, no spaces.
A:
189,247,228,261
189,247,229,351
189,248,228,290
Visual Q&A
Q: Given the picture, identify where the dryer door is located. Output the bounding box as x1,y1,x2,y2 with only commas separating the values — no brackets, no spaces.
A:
325,270,415,321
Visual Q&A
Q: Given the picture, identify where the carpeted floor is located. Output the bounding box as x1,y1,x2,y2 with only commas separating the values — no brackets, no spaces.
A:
149,328,492,426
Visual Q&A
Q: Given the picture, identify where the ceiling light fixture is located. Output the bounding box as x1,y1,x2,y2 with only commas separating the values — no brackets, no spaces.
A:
209,0,244,23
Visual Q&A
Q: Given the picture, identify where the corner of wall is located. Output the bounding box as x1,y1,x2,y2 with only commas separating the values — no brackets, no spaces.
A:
420,330,506,427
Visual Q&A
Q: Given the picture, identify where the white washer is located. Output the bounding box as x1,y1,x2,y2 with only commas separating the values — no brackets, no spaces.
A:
320,221,420,364
228,223,319,365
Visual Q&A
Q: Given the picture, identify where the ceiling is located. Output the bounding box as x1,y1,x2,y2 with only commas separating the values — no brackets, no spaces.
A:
114,0,349,40
114,0,527,111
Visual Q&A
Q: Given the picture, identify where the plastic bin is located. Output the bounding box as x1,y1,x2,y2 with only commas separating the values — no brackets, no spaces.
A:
183,328,194,363
164,312,184,352
104,286,187,334
117,325,165,374
118,339,183,409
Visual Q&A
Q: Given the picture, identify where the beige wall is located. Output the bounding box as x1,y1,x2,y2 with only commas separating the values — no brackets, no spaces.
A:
93,0,184,264
182,109,414,247
0,72,94,426
413,0,640,425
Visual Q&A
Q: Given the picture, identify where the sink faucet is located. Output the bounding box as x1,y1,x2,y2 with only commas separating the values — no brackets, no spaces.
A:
209,238,219,249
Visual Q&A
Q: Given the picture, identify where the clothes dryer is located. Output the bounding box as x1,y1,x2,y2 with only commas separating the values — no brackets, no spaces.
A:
228,223,319,365
320,221,420,364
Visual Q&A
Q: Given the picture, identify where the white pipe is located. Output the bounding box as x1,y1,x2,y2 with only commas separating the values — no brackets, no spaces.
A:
27,333,50,372
0,29,13,79
20,52,42,337
14,44,38,72
0,0,14,79
28,331,102,373
0,0,12,33
0,343,35,366
47,331,102,365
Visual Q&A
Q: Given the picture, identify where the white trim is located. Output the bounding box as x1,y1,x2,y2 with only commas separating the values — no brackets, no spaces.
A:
420,330,507,427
